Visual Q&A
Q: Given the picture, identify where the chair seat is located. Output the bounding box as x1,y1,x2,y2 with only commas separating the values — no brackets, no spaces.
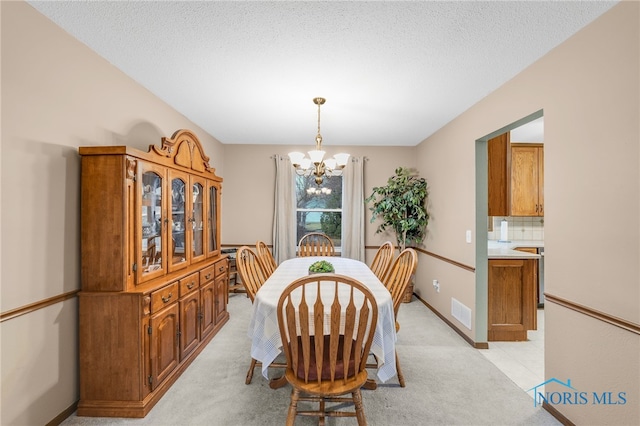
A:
285,370,370,397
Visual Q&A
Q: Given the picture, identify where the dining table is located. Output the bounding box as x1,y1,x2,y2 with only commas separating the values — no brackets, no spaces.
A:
247,256,398,386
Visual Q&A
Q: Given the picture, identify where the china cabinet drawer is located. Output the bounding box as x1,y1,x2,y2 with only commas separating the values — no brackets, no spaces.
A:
151,282,179,313
214,259,228,277
179,272,200,297
200,265,216,283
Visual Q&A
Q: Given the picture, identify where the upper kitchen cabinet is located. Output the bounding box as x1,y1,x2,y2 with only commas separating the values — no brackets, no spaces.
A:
511,144,544,216
488,133,511,217
488,134,544,217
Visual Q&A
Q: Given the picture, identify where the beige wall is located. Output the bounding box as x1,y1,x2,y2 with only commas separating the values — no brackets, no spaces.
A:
415,2,639,424
0,2,225,424
2,1,638,425
221,144,418,253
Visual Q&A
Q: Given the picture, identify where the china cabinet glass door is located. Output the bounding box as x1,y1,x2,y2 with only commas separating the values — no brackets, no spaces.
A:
169,170,189,272
192,177,205,263
139,164,166,282
207,182,219,257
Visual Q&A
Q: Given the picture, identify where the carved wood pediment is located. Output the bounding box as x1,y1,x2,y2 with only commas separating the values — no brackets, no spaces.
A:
150,129,218,177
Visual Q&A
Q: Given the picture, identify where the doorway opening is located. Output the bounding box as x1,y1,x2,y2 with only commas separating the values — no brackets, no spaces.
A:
474,109,545,397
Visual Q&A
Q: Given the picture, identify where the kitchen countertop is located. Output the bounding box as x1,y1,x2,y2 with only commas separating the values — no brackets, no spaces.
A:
488,240,543,259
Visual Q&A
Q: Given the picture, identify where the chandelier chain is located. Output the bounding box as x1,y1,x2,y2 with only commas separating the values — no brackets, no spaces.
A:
315,97,324,148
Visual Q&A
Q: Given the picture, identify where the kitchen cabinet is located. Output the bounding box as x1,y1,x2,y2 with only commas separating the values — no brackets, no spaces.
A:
488,258,537,341
515,246,544,306
488,136,544,217
488,133,510,217
78,129,229,417
510,144,544,216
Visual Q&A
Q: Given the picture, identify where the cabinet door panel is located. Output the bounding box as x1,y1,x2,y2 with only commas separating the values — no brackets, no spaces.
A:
149,303,179,389
206,181,220,258
488,133,510,217
179,292,200,360
538,148,544,215
191,177,206,263
168,170,190,272
510,145,543,217
138,163,167,283
200,281,215,338
214,275,227,324
488,259,537,341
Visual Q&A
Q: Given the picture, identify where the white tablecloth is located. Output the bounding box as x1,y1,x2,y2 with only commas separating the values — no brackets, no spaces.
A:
247,256,397,383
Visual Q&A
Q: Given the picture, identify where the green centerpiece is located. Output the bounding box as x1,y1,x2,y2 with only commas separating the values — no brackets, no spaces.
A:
308,260,335,274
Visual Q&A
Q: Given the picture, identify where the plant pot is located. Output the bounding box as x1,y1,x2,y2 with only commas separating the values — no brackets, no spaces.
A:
308,269,334,275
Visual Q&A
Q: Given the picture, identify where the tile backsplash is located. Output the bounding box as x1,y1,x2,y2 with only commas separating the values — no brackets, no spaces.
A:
488,216,544,241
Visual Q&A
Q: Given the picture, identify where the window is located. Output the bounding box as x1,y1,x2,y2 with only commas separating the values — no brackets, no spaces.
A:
295,175,343,248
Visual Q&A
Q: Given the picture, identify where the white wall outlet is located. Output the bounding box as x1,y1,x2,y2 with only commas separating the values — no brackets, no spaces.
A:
433,279,440,292
466,230,472,243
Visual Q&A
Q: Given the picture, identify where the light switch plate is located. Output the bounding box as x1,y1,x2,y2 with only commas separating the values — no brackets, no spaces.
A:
466,230,472,243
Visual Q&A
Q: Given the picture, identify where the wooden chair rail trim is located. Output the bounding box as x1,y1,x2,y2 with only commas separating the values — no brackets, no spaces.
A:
414,247,475,272
0,290,79,323
545,293,640,335
364,245,475,273
224,245,474,272
542,401,576,426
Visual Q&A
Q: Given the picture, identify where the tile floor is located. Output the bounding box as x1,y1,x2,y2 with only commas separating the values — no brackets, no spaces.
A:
479,308,545,399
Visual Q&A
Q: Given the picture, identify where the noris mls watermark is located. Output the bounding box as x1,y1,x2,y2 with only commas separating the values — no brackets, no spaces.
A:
527,378,627,408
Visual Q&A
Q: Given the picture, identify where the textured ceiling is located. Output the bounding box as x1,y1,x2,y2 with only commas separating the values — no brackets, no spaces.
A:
27,1,616,146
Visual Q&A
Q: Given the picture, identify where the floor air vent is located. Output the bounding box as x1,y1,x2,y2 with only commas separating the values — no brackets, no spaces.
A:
451,298,472,330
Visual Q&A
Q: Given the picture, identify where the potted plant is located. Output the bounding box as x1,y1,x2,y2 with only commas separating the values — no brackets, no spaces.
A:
308,260,335,274
365,167,428,301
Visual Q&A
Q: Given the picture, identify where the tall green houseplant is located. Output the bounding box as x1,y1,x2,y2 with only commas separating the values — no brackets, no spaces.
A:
365,167,428,251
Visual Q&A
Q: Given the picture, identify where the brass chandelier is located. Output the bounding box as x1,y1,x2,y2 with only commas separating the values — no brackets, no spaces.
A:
288,97,350,185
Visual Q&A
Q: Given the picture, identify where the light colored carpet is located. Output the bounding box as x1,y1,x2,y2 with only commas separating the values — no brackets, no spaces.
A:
61,293,560,425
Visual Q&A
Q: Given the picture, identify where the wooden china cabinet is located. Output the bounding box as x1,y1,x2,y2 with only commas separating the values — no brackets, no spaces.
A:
77,129,229,418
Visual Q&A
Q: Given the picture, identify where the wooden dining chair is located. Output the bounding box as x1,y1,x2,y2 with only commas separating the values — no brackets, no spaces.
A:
255,240,277,277
277,274,378,425
369,241,395,282
382,247,418,387
297,232,335,257
235,246,280,384
236,246,267,303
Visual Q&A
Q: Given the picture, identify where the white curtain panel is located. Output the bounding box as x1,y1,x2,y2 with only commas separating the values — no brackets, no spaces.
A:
341,156,365,261
272,155,297,263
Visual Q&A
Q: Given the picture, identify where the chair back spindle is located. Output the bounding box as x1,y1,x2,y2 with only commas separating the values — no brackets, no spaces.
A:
384,248,418,317
236,246,268,302
369,241,395,282
255,240,277,277
297,232,335,257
